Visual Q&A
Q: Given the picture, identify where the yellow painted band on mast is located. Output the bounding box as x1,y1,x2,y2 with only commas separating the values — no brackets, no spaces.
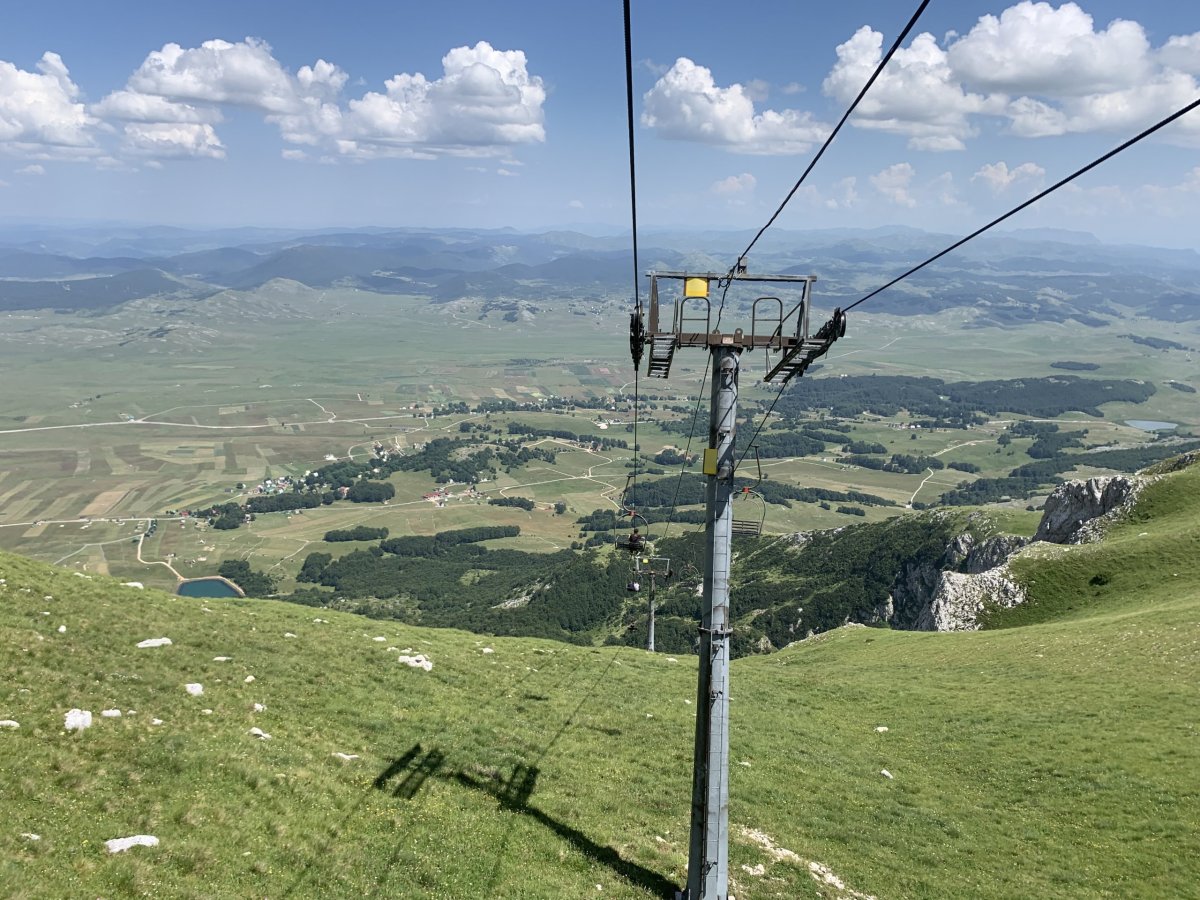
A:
684,277,709,299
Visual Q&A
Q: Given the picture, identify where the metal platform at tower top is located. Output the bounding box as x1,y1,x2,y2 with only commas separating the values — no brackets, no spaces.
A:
634,267,847,384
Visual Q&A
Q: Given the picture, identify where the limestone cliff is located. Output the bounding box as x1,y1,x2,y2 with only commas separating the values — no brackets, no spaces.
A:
889,530,1029,632
1033,475,1143,544
918,567,1027,631
886,475,1143,632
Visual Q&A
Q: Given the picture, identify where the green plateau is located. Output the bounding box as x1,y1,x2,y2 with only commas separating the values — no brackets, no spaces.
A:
2,457,1198,899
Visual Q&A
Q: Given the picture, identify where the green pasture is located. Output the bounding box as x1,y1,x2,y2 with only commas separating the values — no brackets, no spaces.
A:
1,287,1195,587
1,457,1197,898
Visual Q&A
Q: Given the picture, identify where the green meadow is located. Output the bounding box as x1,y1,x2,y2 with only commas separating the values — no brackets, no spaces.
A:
1,459,1198,898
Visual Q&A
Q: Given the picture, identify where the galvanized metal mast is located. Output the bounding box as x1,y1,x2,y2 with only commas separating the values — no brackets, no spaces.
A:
631,269,843,900
686,347,738,898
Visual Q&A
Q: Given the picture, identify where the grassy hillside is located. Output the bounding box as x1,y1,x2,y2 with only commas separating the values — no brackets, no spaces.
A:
2,462,1198,898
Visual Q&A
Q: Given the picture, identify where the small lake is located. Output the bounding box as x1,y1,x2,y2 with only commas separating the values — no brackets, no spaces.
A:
1125,419,1178,432
177,577,243,598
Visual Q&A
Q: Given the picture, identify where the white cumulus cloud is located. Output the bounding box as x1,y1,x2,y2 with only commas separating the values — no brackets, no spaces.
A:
816,4,1200,150
92,89,219,124
93,38,544,162
125,37,304,113
1160,33,1200,75
711,172,756,194
824,28,1000,151
121,123,225,159
341,42,545,158
971,160,1045,193
948,2,1152,95
0,52,98,158
870,163,917,207
17,164,45,175
642,57,828,155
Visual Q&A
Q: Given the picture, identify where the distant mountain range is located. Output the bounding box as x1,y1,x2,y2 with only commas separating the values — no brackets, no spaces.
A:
0,224,1198,324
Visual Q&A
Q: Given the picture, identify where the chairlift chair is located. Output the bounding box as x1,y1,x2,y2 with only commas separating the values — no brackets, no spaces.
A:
731,448,766,538
731,487,766,537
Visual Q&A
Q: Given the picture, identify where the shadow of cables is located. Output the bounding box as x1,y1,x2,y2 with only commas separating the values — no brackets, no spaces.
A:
282,742,426,898
456,765,678,899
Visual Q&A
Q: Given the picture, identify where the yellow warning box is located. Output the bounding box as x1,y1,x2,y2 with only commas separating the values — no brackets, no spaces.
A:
684,277,709,299
702,448,718,475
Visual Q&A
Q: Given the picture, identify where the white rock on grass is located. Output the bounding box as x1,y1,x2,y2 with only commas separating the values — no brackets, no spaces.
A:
881,769,894,779
248,727,271,740
253,703,266,713
481,647,494,654
213,656,232,662
101,709,122,718
57,625,66,634
122,582,144,590
0,720,19,729
372,636,386,642
284,632,296,639
397,654,433,672
184,683,203,696
105,835,158,853
874,726,889,733
333,752,360,761
244,675,255,683
20,832,41,841
137,637,172,649
64,709,92,731
151,719,164,726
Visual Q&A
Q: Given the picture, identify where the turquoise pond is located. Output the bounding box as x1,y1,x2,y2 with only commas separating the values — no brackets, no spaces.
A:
177,578,242,598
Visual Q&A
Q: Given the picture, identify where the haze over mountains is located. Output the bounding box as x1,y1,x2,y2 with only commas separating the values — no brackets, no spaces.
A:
1,225,1199,327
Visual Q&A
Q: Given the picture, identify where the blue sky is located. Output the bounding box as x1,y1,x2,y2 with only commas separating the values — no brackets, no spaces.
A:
1,1,1198,246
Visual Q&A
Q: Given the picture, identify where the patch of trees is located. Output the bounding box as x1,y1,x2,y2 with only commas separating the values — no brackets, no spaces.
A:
838,506,866,516
489,496,535,510
776,374,1155,421
379,525,521,558
324,526,389,542
844,440,888,454
947,461,981,473
298,552,333,582
1167,382,1197,394
938,439,1200,505
393,439,496,484
654,448,694,466
205,501,243,530
1122,334,1191,351
841,453,943,474
347,481,395,502
1050,361,1100,371
575,508,707,533
505,423,628,451
217,560,276,597
751,431,826,458
620,475,895,512
246,492,322,513
1009,422,1086,459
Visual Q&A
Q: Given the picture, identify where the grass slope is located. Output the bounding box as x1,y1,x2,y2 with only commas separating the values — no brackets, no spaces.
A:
2,464,1198,898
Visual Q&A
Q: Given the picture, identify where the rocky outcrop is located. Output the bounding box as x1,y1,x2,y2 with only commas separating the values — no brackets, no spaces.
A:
890,531,1029,632
965,534,1029,573
1034,475,1142,544
887,475,1145,632
889,532,972,628
917,567,1027,631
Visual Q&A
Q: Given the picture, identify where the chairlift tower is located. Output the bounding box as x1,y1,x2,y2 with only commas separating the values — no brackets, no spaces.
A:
631,264,846,900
